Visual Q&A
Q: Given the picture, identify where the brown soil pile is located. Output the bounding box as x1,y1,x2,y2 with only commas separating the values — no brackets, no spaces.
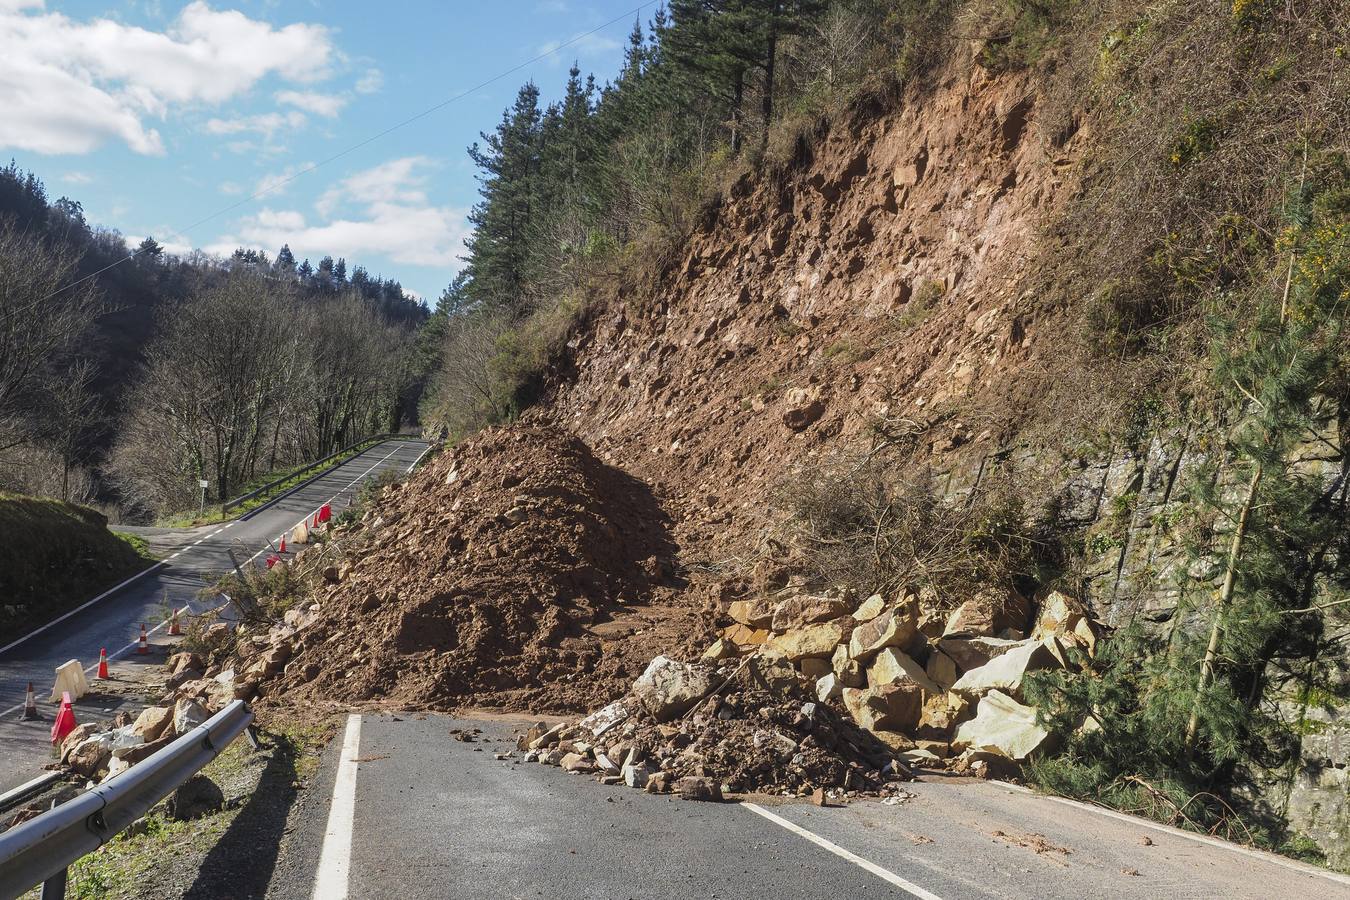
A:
261,424,706,714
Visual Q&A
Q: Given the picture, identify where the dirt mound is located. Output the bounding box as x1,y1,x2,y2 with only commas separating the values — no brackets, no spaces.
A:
260,425,705,714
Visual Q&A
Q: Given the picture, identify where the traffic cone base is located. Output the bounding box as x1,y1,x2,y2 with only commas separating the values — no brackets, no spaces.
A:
20,682,39,721
97,648,110,679
50,691,75,744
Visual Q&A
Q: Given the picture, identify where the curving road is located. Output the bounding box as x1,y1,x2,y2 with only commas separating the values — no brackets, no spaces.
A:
0,439,428,793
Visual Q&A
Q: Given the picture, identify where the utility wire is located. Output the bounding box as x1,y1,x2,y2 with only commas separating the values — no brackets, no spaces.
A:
37,2,658,305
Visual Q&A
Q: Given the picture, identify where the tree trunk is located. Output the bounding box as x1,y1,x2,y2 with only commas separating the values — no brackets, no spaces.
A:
1185,463,1262,756
760,3,780,154
730,71,744,157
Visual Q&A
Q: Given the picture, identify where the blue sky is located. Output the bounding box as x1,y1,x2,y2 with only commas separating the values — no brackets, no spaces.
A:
0,0,653,300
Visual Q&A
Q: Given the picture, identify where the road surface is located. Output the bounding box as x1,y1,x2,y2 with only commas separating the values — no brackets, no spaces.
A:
260,713,1350,900
0,439,428,792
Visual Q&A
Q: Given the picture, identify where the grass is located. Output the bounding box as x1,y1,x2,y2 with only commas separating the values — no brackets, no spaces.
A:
0,492,158,642
30,719,335,900
156,437,403,528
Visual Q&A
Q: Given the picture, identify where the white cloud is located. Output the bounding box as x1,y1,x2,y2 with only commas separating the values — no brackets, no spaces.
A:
219,181,242,195
254,161,314,198
354,68,383,95
60,171,93,184
205,110,307,140
0,1,336,155
211,156,468,268
276,89,347,118
537,32,622,62
127,231,194,258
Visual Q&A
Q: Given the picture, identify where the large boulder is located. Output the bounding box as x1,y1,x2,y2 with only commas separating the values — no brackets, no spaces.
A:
938,636,1023,672
131,706,173,743
767,622,849,662
173,698,209,735
848,600,919,662
951,639,1061,699
1030,591,1085,640
851,594,886,622
867,648,940,696
727,599,775,629
67,733,114,777
632,656,713,722
831,644,864,687
952,690,1052,760
842,681,925,732
722,623,769,649
165,651,204,678
941,589,1031,639
579,700,631,739
59,723,101,763
246,644,292,678
782,387,826,431
771,594,851,631
925,649,959,691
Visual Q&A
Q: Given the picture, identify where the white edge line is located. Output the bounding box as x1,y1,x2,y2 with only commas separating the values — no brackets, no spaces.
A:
313,713,362,900
405,444,433,473
996,782,1350,887
2,444,412,708
741,802,944,900
0,561,165,656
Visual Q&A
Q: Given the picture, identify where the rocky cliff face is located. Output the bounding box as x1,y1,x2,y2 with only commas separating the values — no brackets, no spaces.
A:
526,48,1348,865
543,56,1077,557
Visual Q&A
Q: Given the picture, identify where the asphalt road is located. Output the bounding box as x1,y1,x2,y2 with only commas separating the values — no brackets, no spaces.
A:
0,439,428,793
263,714,1350,900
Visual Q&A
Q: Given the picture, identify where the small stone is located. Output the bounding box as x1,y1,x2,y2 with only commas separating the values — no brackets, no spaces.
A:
622,762,651,788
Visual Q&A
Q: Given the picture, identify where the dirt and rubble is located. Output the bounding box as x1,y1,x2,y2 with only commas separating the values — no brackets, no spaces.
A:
208,425,707,716
495,586,1102,801
140,51,1109,802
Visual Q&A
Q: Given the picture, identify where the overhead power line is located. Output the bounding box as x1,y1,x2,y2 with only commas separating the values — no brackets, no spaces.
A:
36,2,658,305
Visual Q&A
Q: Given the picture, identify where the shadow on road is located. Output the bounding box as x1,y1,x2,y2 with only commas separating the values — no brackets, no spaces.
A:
183,730,305,900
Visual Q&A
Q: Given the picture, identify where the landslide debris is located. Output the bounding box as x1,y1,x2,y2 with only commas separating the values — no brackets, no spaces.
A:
515,655,915,801
518,585,1103,800
225,424,701,715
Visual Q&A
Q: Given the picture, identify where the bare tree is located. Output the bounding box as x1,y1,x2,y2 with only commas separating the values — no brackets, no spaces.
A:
0,220,102,451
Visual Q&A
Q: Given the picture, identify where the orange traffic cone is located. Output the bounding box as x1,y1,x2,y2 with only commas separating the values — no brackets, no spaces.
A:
136,624,149,655
50,691,75,744
278,533,287,553
97,648,110,679
20,682,39,721
169,608,181,636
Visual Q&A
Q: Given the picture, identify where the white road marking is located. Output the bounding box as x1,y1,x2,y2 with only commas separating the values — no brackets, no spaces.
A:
741,802,944,900
313,714,362,900
0,442,415,712
0,562,165,656
996,782,1350,886
405,443,434,473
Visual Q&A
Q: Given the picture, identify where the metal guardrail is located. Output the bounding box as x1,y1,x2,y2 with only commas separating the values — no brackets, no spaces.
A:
222,433,409,513
0,700,254,899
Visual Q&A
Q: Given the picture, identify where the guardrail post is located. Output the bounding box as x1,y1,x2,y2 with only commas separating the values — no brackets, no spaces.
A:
39,867,66,900
39,798,66,900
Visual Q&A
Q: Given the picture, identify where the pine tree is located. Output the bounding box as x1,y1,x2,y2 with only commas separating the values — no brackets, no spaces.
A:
465,82,544,310
275,244,297,275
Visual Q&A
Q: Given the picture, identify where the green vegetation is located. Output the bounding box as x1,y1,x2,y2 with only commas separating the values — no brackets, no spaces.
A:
0,492,156,641
0,163,429,523
1026,148,1350,851
38,721,332,900
422,1,962,438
